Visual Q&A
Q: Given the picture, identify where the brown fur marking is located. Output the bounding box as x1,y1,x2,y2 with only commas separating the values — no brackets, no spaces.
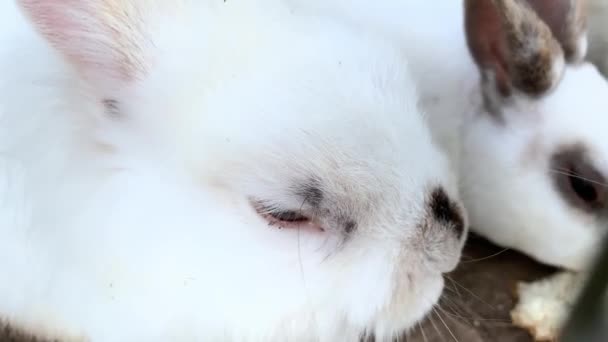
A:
498,0,561,95
465,0,561,98
524,0,588,63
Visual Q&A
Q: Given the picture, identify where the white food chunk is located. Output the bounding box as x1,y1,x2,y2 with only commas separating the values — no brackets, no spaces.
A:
510,271,584,341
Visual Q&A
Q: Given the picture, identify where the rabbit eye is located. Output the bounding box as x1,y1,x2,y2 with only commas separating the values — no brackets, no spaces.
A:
268,210,309,223
552,145,607,212
263,209,314,229
568,171,600,205
250,199,314,229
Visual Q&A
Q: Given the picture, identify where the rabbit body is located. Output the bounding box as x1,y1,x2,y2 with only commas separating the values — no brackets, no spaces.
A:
0,0,466,341
4,0,606,340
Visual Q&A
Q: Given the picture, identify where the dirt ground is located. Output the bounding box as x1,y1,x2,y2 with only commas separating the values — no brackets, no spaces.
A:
405,233,558,342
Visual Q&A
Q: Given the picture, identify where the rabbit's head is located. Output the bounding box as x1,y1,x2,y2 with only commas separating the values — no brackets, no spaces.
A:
9,0,467,340
462,0,608,270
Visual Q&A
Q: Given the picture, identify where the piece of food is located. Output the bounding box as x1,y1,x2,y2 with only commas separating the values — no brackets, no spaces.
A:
511,271,585,341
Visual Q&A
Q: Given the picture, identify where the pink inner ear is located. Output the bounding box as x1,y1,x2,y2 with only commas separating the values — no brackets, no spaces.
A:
19,0,139,83
464,0,512,96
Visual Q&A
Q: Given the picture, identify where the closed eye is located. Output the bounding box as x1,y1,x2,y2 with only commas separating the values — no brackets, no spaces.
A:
250,199,318,230
267,210,308,223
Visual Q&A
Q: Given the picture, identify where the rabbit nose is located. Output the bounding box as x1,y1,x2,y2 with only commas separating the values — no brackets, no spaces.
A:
419,187,467,273
428,187,466,241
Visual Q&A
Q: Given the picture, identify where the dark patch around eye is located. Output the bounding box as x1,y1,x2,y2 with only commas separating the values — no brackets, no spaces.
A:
551,144,607,213
293,177,324,208
102,98,120,117
429,187,465,239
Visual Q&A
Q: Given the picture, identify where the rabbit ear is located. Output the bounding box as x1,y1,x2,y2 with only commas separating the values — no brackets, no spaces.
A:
17,0,148,92
464,0,564,105
523,0,588,63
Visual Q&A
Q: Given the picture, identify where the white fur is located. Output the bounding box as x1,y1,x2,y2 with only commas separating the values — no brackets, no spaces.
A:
294,0,608,270
0,0,466,341
459,65,608,270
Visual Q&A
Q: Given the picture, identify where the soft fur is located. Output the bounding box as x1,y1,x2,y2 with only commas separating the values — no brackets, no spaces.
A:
458,0,608,271
0,0,467,341
297,0,608,271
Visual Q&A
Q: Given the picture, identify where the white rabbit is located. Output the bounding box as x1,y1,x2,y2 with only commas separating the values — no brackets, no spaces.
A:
297,0,608,271
457,0,608,272
287,1,608,339
0,0,467,341
588,0,608,76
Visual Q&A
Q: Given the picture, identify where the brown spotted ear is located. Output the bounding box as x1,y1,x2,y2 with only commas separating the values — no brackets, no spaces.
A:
465,0,564,105
523,0,588,63
17,0,149,93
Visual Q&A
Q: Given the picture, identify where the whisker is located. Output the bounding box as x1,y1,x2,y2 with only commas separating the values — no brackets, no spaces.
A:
296,195,307,283
442,285,460,296
443,300,511,323
550,168,608,187
461,247,510,263
428,310,445,341
296,191,314,274
434,307,459,342
296,195,318,333
447,277,462,298
440,294,475,320
418,321,428,342
445,276,499,311
441,287,476,320
435,300,473,327
441,291,513,324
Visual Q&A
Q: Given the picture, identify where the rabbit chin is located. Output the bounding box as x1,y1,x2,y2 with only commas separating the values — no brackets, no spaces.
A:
0,163,445,342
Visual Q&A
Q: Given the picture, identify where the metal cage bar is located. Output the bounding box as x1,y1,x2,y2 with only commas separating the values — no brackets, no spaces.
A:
561,233,608,342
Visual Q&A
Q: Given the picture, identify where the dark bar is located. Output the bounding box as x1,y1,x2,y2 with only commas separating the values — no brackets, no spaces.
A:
560,233,608,342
